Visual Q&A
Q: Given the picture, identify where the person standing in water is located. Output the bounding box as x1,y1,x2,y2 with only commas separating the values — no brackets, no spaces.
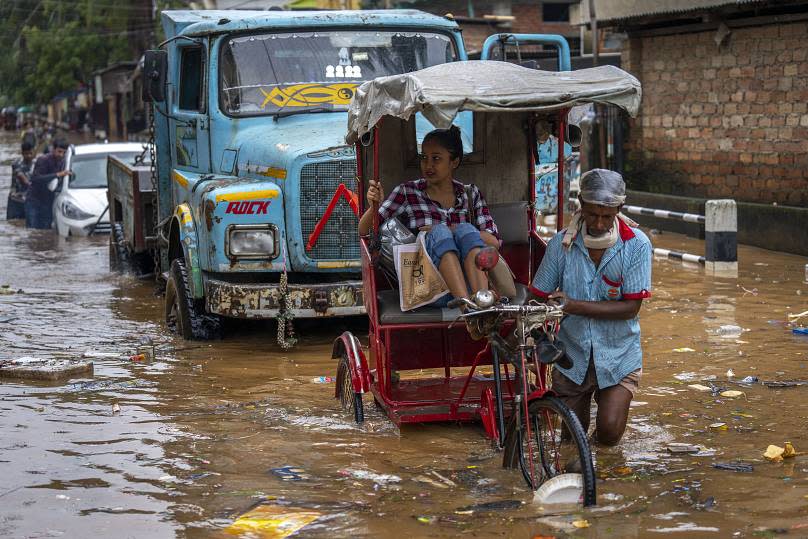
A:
26,137,70,229
530,169,652,446
7,141,35,220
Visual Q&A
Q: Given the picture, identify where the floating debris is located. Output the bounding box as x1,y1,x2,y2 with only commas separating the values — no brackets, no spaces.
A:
688,384,712,392
0,357,93,381
339,468,401,485
666,443,700,454
712,462,754,473
763,442,798,463
225,504,321,538
270,466,309,482
457,500,522,512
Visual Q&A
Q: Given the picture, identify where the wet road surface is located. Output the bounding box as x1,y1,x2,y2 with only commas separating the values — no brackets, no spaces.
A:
1,131,808,538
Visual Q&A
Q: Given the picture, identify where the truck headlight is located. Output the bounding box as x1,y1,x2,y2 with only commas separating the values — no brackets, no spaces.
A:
61,199,94,220
227,225,279,259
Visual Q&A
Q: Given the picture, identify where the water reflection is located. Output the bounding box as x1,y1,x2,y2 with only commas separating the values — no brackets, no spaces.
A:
1,131,808,537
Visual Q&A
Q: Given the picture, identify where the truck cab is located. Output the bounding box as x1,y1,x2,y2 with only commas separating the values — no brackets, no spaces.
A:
144,10,467,343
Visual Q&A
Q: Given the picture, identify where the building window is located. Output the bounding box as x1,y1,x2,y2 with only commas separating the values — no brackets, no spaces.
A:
542,3,570,23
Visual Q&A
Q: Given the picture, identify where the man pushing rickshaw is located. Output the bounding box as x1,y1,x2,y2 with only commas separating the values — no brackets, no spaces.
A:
335,53,643,505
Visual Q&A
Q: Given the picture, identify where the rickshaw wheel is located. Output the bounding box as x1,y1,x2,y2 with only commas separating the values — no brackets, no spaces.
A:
502,396,596,506
336,354,364,424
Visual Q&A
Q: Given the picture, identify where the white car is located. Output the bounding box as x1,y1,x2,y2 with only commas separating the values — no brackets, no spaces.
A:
52,142,148,237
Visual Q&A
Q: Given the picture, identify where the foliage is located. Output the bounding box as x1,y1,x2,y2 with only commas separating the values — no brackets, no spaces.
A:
0,0,187,106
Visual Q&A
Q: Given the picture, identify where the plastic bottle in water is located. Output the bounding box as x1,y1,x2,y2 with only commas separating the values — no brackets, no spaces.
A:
717,324,743,337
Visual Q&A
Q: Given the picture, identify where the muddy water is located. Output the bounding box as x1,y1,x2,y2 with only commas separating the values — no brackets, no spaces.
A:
1,130,807,538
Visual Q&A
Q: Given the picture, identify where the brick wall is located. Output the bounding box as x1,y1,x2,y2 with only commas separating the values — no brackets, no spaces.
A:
621,21,808,206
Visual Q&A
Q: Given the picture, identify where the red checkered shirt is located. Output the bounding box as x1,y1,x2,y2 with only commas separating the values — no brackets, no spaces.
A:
378,179,499,239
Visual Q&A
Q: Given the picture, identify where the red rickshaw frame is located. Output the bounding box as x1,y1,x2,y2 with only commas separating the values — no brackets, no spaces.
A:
333,108,569,442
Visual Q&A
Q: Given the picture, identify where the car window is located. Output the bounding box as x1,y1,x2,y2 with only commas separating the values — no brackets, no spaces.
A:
70,152,141,189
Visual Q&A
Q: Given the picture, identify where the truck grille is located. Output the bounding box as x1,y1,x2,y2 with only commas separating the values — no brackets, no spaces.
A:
300,160,360,261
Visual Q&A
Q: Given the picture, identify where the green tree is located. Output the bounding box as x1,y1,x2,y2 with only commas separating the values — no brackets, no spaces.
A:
0,0,188,106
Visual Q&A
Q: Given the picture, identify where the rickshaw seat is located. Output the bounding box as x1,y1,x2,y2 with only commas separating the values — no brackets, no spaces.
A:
377,283,530,325
488,201,530,245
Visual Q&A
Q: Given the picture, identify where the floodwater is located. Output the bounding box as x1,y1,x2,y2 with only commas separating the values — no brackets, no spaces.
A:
1,130,807,538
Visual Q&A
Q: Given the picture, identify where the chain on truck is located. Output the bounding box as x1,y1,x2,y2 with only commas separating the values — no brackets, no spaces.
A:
106,9,473,348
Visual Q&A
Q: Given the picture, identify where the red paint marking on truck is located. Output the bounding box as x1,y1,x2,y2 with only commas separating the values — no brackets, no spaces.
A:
225,201,271,215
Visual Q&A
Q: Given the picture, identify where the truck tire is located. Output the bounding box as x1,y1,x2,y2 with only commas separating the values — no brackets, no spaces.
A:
164,258,222,340
110,223,130,272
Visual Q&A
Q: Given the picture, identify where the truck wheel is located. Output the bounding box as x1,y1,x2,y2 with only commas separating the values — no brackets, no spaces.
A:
164,258,222,340
110,223,130,272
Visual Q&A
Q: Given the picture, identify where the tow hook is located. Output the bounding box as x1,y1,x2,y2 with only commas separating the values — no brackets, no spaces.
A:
313,290,328,313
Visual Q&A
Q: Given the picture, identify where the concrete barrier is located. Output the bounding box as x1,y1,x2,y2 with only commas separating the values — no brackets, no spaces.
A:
705,199,738,275
627,190,808,257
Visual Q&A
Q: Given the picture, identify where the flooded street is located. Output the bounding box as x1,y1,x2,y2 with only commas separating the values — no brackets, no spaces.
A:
1,130,807,538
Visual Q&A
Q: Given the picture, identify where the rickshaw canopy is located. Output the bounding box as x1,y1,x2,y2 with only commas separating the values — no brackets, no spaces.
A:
346,60,641,144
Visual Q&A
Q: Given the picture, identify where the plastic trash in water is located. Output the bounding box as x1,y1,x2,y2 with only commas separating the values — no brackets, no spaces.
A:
83,351,123,358
717,325,743,338
270,466,308,481
457,499,523,512
339,468,401,485
712,462,754,472
226,504,321,538
793,327,808,335
666,443,701,454
311,376,334,384
688,384,712,392
763,442,797,463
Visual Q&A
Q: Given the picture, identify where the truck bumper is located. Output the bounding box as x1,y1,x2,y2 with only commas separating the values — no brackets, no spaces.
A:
204,278,365,319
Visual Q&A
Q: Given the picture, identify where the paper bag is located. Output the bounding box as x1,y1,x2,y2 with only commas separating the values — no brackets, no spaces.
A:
393,232,449,311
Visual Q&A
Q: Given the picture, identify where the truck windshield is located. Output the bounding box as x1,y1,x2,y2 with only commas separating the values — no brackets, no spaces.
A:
220,30,457,116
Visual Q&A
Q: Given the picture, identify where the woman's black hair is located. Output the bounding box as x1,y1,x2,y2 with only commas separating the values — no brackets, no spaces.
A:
21,141,34,152
422,125,463,165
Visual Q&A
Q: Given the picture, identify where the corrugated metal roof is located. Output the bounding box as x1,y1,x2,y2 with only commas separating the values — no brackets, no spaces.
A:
577,0,765,24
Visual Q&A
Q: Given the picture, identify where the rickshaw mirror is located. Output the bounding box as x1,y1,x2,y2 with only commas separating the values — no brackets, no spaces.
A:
565,124,582,148
359,130,374,147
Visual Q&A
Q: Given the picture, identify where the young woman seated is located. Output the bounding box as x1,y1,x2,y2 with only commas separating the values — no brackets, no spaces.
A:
357,126,501,307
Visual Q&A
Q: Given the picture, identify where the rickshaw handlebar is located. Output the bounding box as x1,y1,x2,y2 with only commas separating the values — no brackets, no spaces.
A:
453,300,565,322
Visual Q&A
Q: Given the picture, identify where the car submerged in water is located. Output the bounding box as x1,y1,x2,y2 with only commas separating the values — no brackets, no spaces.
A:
53,143,148,237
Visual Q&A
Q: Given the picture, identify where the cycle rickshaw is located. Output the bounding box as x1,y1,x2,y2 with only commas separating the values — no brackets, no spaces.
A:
332,58,641,505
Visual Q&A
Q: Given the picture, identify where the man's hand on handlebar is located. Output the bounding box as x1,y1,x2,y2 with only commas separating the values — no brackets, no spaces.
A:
547,291,568,312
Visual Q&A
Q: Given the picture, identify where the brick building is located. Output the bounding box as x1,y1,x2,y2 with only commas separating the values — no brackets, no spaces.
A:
395,0,581,56
583,0,808,207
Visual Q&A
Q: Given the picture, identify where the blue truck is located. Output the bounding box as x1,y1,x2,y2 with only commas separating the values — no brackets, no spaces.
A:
127,9,470,345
